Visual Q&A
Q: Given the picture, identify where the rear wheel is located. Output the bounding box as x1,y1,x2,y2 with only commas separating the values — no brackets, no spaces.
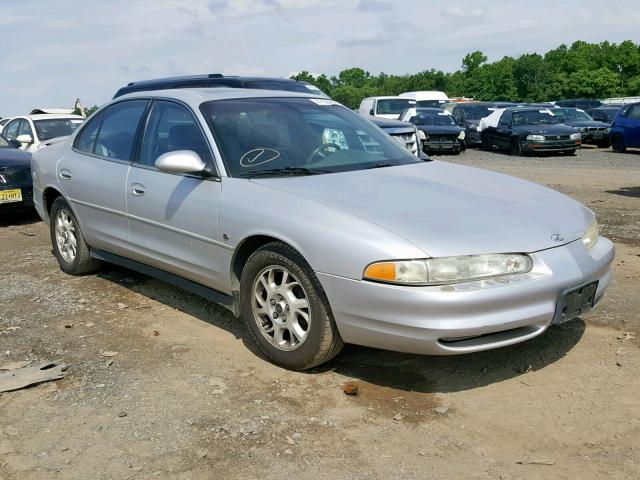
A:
240,242,344,370
49,198,101,275
611,134,626,153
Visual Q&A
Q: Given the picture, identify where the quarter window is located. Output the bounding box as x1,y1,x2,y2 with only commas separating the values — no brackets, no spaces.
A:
92,100,148,161
627,105,640,120
74,111,103,154
140,101,211,167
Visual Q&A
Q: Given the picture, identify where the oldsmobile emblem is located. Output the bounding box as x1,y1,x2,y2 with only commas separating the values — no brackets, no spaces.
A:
550,234,564,242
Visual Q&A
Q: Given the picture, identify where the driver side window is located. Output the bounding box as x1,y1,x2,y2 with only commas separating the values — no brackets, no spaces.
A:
139,101,211,168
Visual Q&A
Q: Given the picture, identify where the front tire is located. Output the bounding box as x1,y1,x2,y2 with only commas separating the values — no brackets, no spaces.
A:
240,242,344,370
50,198,101,275
511,138,523,156
611,134,626,153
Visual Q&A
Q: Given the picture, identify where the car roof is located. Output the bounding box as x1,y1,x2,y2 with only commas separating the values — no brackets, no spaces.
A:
118,87,325,105
124,74,304,87
415,107,449,113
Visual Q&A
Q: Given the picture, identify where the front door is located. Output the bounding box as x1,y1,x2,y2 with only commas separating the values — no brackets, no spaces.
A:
126,100,227,293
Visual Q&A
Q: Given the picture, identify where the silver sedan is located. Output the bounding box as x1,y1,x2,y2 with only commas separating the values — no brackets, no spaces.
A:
31,89,615,369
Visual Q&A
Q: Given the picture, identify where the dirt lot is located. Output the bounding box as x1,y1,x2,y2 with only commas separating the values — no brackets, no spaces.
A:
1,146,639,480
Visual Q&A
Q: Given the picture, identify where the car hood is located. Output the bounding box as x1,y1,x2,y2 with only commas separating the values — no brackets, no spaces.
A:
416,125,463,135
0,148,31,169
513,124,577,136
564,120,610,129
251,162,592,257
369,117,414,129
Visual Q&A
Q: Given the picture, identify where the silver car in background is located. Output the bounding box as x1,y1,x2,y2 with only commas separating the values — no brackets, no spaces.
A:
31,88,615,370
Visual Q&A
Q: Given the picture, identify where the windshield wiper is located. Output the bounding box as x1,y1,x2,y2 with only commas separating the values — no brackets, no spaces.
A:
239,167,333,178
366,162,396,169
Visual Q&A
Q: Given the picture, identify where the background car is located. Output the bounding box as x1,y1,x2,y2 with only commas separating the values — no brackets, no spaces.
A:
587,105,622,124
0,133,33,213
358,96,416,120
401,107,464,154
2,113,84,152
555,99,602,109
552,107,611,147
114,73,329,99
610,101,640,153
367,116,422,156
444,102,500,148
399,91,450,108
480,107,581,155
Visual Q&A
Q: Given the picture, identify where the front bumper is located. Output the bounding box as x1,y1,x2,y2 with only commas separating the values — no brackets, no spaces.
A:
522,140,581,152
465,129,482,146
422,140,460,152
317,237,614,355
0,183,34,212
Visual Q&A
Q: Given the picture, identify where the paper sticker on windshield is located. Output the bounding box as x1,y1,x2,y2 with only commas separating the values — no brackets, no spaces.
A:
309,99,341,106
240,148,280,167
71,120,84,124
438,112,450,116
540,109,555,115
305,84,321,91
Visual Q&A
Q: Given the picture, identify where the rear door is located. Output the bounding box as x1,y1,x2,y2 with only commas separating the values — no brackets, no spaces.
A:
126,100,227,292
57,99,149,256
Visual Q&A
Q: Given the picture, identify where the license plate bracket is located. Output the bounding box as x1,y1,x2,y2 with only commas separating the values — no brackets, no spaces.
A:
553,281,598,324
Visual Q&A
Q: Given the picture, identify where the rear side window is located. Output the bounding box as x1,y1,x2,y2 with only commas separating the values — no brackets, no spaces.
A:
90,100,148,161
74,111,104,153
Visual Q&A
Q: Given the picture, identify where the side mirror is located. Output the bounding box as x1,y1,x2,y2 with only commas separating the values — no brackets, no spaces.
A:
16,134,33,144
155,150,206,174
369,109,375,116
9,139,22,148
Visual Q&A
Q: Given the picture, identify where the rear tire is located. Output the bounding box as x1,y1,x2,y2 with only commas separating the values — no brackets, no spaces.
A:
611,134,626,153
49,198,101,275
240,242,344,370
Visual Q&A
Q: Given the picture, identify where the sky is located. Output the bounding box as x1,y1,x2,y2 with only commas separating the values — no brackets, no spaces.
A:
1,0,639,116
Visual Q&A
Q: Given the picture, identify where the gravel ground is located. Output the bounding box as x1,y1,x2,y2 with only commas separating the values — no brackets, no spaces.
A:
0,146,638,479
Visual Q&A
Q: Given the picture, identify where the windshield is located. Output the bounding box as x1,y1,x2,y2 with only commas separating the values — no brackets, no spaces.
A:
411,113,455,126
512,110,559,126
377,99,414,115
553,108,593,122
34,118,84,141
463,106,494,120
245,80,329,98
416,100,446,108
200,97,420,178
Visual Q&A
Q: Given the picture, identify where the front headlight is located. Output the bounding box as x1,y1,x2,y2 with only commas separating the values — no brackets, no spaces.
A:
458,130,466,140
605,127,611,133
363,254,533,286
570,132,582,140
417,129,426,140
582,219,599,249
526,135,545,141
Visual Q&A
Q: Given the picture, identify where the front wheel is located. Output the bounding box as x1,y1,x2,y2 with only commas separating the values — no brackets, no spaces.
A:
240,242,344,370
611,134,626,153
49,198,101,275
511,138,523,156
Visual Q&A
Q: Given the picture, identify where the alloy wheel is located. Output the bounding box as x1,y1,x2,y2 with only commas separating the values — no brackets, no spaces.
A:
54,209,77,263
251,265,311,351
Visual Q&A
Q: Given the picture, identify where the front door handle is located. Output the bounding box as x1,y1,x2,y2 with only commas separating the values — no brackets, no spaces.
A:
131,183,146,196
59,169,72,180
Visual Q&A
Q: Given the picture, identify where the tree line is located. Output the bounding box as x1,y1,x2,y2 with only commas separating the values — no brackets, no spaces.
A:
292,40,640,109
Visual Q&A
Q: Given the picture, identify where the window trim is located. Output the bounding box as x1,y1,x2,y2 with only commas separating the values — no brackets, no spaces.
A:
71,98,151,166
132,98,219,180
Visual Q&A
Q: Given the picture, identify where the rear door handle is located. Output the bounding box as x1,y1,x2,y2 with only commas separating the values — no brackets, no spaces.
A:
131,183,146,196
59,169,72,180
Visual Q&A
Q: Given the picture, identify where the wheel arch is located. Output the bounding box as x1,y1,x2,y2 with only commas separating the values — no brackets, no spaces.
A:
42,186,65,220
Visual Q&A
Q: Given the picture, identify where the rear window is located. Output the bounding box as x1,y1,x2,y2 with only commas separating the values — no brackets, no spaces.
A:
34,118,84,141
